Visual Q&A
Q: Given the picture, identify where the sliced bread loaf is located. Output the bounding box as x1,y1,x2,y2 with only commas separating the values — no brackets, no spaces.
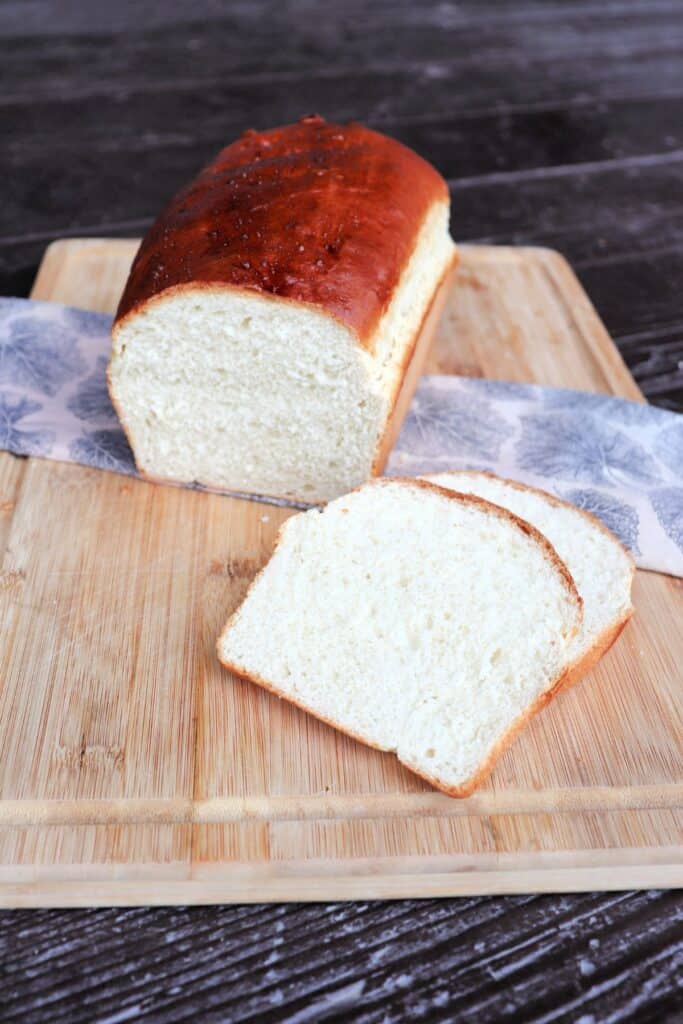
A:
426,472,635,690
217,478,583,796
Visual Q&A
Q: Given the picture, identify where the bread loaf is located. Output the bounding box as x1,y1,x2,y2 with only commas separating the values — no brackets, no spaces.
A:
109,117,457,503
217,478,583,797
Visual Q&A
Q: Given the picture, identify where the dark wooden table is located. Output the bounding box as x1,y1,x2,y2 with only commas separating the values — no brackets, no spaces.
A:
1,2,681,1019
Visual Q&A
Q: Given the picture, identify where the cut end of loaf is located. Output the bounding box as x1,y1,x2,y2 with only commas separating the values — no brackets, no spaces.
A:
109,202,455,504
217,478,583,795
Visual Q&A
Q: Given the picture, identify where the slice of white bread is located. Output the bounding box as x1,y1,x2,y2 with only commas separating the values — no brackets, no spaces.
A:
217,478,583,796
425,472,635,690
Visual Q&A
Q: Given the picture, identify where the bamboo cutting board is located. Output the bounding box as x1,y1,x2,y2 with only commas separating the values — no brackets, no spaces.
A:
0,239,680,907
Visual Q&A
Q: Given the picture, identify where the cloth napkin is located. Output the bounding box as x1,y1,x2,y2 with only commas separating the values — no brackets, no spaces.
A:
1,297,681,576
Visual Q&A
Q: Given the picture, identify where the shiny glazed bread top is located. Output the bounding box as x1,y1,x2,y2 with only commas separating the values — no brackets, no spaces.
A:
115,116,449,345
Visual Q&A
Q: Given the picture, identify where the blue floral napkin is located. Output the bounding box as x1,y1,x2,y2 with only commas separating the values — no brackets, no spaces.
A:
388,376,682,575
1,297,681,575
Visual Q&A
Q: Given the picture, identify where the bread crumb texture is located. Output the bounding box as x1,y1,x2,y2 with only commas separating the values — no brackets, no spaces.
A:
218,479,583,792
427,471,634,671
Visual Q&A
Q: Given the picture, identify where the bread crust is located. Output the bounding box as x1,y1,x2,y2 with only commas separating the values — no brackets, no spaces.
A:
216,477,584,798
113,115,449,346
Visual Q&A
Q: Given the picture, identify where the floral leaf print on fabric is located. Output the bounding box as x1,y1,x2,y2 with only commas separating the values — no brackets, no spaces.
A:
455,377,535,401
654,421,683,477
0,392,55,456
69,429,136,475
0,314,87,396
63,306,113,338
541,388,658,428
562,487,641,554
649,488,683,553
516,412,661,489
402,384,509,461
597,398,663,429
67,355,118,423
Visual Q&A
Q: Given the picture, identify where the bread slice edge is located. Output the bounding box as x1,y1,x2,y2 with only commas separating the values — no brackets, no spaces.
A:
425,470,636,697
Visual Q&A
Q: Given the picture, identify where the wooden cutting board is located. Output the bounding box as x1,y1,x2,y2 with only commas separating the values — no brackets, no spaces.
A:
0,239,680,907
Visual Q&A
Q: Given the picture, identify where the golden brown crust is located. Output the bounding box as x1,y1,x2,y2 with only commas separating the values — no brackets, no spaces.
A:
216,477,585,799
114,115,449,345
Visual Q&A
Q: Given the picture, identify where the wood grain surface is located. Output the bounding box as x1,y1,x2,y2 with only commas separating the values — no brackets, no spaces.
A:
1,237,680,907
1,1,682,1020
